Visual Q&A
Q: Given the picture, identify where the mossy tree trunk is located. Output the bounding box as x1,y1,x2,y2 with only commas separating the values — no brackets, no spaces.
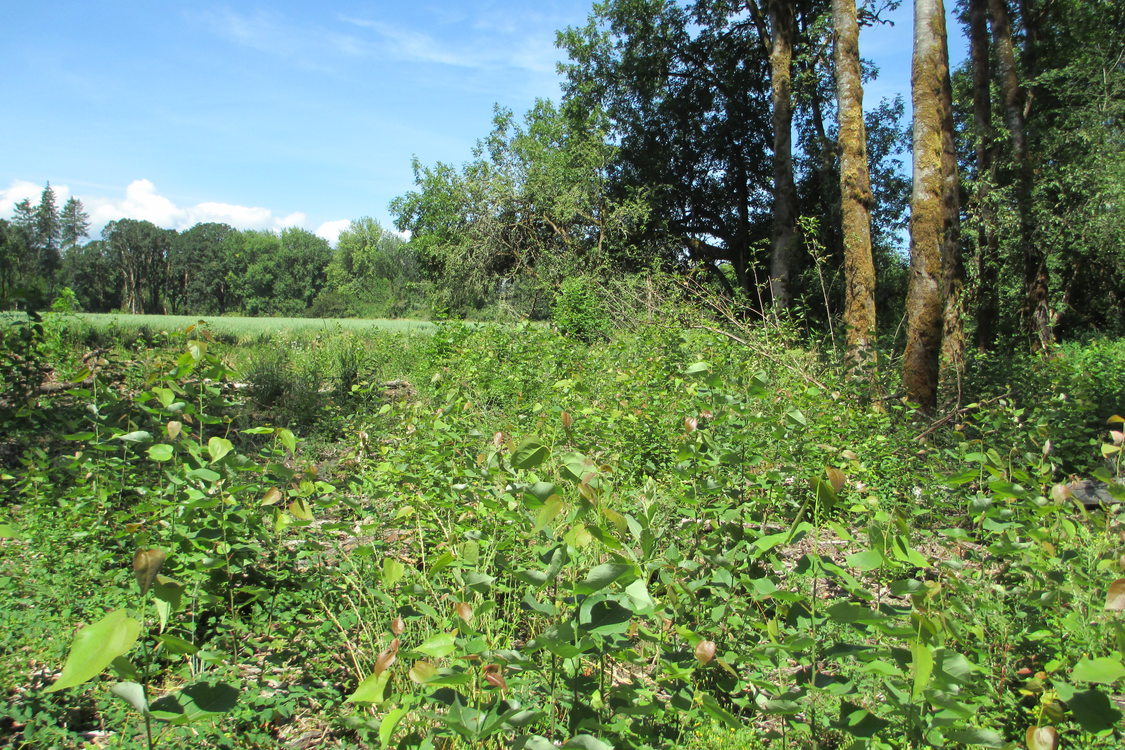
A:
988,0,1051,349
832,0,877,372
767,0,799,312
967,0,1000,349
904,0,962,411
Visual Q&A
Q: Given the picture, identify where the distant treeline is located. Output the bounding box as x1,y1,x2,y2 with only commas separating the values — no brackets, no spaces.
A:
1,192,427,319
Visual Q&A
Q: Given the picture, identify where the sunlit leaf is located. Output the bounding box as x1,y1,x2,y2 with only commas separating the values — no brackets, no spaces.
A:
147,444,174,462
1071,656,1125,684
46,609,142,692
574,563,631,595
347,671,391,703
206,436,233,463
118,431,152,444
414,631,456,659
110,681,148,714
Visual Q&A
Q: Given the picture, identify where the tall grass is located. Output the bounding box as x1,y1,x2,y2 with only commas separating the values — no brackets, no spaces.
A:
74,313,434,342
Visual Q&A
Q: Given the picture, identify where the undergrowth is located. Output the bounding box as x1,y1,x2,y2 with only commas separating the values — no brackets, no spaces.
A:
0,311,1122,748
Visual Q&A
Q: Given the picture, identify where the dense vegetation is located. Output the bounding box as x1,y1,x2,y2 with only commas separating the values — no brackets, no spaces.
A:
2,0,1124,747
1,297,1123,748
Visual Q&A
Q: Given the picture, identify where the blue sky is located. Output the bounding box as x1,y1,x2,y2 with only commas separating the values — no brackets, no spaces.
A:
0,1,964,245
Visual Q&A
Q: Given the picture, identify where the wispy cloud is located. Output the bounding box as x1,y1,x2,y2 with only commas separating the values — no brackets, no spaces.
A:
194,7,366,68
339,14,559,75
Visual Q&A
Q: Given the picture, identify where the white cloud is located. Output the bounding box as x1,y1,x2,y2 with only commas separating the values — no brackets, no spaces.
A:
315,219,351,245
1,179,72,217
0,178,313,237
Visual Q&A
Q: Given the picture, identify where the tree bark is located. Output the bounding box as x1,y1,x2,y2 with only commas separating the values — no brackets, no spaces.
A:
903,0,960,411
832,0,877,371
767,0,799,312
988,0,1050,348
968,0,1000,349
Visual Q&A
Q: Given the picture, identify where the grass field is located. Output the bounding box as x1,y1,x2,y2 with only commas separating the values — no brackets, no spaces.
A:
72,312,435,340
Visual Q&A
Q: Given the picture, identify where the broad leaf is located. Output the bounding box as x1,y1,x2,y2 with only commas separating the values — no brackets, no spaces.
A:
148,681,238,724
1071,656,1125,684
46,610,142,692
512,439,550,470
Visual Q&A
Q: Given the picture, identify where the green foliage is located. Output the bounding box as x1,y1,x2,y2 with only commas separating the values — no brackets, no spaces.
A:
3,315,1124,747
553,277,610,343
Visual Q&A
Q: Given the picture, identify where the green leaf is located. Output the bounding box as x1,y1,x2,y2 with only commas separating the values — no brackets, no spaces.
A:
118,431,153,443
379,706,409,747
187,468,221,483
1066,687,1123,733
532,496,566,535
148,681,238,724
911,641,934,701
685,362,711,376
561,734,614,750
944,728,1005,747
381,557,406,588
110,681,148,714
152,576,185,632
512,439,550,470
1071,656,1125,684
574,563,631,595
347,671,391,704
0,522,20,539
147,444,174,462
278,428,297,454
415,631,457,659
846,549,884,572
623,579,655,612
560,451,599,483
46,609,142,692
156,635,198,655
206,436,233,463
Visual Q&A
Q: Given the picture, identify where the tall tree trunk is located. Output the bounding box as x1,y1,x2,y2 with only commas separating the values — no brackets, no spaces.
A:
903,0,960,411
832,0,877,371
968,0,1000,349
988,0,1050,348
767,0,799,312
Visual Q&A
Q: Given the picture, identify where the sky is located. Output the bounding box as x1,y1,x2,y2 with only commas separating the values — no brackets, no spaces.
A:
0,1,965,246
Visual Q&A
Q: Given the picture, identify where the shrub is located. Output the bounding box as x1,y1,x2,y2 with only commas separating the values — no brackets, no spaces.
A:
552,276,610,343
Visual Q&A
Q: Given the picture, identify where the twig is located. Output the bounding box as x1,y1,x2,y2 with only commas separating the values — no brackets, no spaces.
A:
914,392,1011,442
692,324,829,391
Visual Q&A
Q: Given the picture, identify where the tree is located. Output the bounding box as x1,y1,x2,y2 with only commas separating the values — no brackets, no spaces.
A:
103,219,174,314
963,0,1001,348
234,228,331,316
987,0,1048,348
765,0,801,310
59,240,121,312
168,223,238,314
60,196,91,253
832,0,877,368
34,183,61,282
318,217,422,318
903,0,963,410
558,0,775,298
392,101,649,315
